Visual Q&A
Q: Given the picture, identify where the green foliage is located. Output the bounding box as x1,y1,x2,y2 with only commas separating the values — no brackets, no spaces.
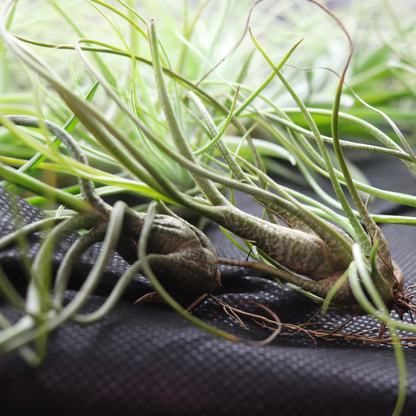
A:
1,1,416,414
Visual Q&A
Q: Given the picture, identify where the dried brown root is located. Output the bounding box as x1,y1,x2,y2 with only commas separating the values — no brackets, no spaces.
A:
254,308,416,348
209,295,282,346
393,284,416,323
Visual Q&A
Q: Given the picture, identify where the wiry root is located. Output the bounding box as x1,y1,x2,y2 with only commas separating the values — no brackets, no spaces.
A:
209,295,282,346
393,284,416,323
254,306,416,348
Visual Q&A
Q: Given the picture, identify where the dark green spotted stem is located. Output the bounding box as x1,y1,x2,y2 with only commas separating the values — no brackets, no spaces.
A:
217,258,354,309
0,6,349,280
188,91,319,230
249,26,372,255
138,201,278,344
0,127,347,282
147,19,228,207
309,0,394,285
14,36,416,209
144,20,352,268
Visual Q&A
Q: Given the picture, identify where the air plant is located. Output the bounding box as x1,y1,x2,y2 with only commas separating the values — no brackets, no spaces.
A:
1,1,416,415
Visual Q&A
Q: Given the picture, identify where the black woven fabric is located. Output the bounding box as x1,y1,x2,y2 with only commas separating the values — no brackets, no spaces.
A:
1,152,416,416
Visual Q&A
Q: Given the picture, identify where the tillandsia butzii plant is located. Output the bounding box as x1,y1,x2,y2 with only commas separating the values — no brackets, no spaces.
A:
1,0,416,414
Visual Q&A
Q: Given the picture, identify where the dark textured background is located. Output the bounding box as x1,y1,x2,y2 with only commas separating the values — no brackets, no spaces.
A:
1,152,416,416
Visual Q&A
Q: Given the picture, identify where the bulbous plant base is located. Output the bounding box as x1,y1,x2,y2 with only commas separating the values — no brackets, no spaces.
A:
113,207,222,303
217,256,406,317
294,259,405,316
